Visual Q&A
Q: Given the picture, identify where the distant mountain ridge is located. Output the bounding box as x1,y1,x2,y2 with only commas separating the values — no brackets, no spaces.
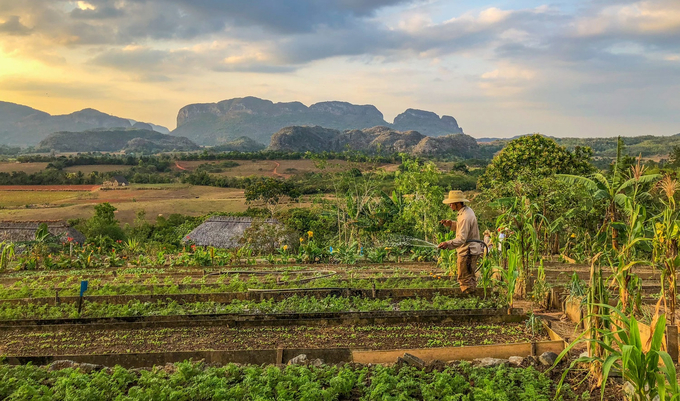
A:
268,126,478,158
172,96,464,146
0,101,169,147
37,128,198,153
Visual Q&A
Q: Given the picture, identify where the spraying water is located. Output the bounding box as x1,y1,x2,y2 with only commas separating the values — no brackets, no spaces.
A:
384,235,438,249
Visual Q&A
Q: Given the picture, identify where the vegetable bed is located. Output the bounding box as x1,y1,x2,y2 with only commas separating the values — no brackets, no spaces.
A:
0,361,575,400
0,295,504,321
1,321,545,356
0,276,460,301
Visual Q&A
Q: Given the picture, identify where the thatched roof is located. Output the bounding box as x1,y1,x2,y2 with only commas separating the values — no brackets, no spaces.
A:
111,176,129,185
0,220,86,244
183,216,278,249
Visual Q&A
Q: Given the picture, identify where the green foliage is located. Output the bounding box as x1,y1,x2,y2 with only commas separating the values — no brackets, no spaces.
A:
0,242,15,271
478,134,594,189
395,155,445,243
556,307,679,401
0,362,561,400
0,295,504,320
83,202,125,241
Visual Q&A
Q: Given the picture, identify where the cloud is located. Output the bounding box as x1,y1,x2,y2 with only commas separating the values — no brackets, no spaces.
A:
0,15,31,35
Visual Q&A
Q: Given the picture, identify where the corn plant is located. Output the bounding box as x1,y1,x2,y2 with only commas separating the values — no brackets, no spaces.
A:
653,175,680,325
530,259,551,309
555,306,679,401
500,242,520,310
495,196,544,298
0,242,15,271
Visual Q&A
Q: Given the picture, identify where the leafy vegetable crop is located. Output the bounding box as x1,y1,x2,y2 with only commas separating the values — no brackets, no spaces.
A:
0,295,504,320
0,361,569,400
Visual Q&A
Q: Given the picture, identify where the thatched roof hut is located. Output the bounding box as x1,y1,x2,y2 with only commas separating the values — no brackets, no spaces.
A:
0,220,86,244
183,216,278,249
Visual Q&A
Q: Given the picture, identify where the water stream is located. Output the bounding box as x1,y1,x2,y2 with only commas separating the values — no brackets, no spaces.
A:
384,235,438,249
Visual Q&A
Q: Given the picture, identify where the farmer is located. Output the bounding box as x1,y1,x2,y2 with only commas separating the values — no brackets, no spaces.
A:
437,190,483,294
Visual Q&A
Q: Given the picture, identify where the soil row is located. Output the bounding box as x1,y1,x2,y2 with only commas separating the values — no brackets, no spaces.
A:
1,321,543,357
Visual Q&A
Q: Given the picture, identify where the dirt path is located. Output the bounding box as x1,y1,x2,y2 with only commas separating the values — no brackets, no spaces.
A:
174,161,189,171
272,161,290,179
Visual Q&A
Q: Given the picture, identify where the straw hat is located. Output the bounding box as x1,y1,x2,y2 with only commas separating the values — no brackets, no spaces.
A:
442,190,470,204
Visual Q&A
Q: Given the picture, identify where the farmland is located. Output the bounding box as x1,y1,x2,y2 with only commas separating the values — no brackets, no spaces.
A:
0,185,249,223
2,135,679,399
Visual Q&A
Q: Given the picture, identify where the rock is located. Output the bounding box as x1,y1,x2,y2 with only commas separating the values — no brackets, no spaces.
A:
48,360,76,371
472,358,508,368
539,352,559,367
78,363,104,373
287,354,308,365
310,358,324,368
525,355,539,366
401,353,426,369
508,356,524,366
161,363,177,374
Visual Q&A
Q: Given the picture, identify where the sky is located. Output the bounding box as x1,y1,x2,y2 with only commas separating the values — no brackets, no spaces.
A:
0,0,679,138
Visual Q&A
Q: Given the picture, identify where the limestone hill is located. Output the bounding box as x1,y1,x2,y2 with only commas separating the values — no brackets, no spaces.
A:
0,101,168,147
36,128,199,153
268,126,478,158
172,96,463,146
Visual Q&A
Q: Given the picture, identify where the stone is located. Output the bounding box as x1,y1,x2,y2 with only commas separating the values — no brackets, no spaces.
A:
78,363,104,374
539,352,559,367
287,354,308,365
48,360,76,371
508,356,524,366
472,358,508,368
310,358,324,368
402,353,426,368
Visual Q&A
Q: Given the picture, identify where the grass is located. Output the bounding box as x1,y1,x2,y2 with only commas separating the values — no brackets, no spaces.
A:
63,165,128,174
0,162,48,173
0,191,90,208
0,186,249,223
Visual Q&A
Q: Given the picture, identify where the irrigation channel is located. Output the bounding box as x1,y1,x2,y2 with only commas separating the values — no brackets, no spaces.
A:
1,260,668,368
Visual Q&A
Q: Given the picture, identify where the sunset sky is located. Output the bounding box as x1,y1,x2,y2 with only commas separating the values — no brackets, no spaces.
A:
0,0,679,137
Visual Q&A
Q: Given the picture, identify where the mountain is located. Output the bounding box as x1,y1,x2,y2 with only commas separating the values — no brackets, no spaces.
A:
36,128,199,153
210,136,266,152
268,126,479,158
0,101,169,146
392,109,463,136
172,96,463,145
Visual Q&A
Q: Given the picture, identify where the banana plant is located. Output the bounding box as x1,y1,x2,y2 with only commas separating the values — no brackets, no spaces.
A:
557,139,660,250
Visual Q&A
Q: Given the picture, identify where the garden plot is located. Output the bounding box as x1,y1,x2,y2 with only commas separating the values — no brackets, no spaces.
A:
0,362,574,400
1,322,544,356
0,295,504,322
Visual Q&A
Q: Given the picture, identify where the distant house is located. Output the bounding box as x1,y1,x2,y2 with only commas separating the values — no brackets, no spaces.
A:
102,176,130,188
183,216,279,249
0,220,86,244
